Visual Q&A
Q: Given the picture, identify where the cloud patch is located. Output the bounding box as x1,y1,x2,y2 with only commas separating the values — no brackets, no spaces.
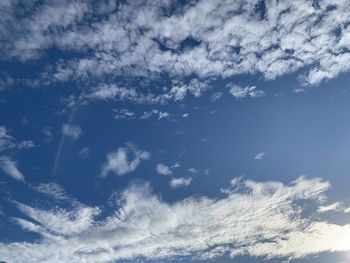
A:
100,144,150,177
0,155,25,182
169,177,192,188
156,163,172,176
62,123,82,141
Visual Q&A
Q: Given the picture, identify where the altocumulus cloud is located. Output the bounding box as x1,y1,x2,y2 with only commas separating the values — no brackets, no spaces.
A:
1,0,350,102
2,176,350,262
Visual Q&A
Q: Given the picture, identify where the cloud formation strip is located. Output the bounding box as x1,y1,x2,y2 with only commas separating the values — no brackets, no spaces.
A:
2,0,350,102
1,176,350,262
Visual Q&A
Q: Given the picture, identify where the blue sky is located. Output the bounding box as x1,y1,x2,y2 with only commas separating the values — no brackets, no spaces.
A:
1,0,350,262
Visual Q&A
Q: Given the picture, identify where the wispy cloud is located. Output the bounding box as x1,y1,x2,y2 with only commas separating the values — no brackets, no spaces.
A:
62,123,82,141
100,144,150,177
2,176,350,262
254,152,266,160
33,182,70,201
0,155,25,182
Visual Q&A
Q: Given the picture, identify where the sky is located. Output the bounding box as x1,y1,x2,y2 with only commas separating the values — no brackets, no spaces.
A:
1,0,350,262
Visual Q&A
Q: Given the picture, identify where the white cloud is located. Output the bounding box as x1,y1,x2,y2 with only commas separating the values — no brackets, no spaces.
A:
188,168,199,174
4,1,349,101
62,123,82,141
344,207,350,214
210,92,223,102
112,108,136,120
156,163,172,176
0,125,35,151
317,202,341,213
0,155,25,182
228,84,265,99
2,176,350,262
78,147,90,158
254,152,265,160
0,126,13,151
100,143,150,177
169,177,192,188
33,182,70,201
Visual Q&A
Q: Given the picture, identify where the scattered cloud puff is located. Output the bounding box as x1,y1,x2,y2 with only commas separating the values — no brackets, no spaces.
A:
0,155,25,182
78,147,90,158
188,168,199,174
2,0,348,103
1,176,350,262
228,84,265,99
62,123,82,141
156,163,172,176
169,177,192,188
100,143,150,177
254,152,266,160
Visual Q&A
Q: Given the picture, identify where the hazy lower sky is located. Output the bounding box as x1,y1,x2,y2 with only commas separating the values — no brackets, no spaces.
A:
1,1,350,262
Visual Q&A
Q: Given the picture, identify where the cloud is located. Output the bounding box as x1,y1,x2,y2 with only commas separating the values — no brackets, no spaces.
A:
2,0,349,103
78,147,90,158
228,84,265,99
254,152,265,160
169,177,192,188
112,108,136,120
1,176,350,262
156,163,172,176
100,144,150,177
187,168,199,174
0,126,35,151
0,126,13,151
62,123,82,141
33,182,70,201
0,155,25,182
317,202,341,213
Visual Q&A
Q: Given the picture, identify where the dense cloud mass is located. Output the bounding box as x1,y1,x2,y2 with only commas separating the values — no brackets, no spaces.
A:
1,0,350,102
1,176,350,262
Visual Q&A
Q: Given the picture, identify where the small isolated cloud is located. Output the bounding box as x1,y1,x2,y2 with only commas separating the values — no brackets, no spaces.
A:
78,147,90,158
62,123,82,141
344,207,350,214
100,144,150,177
0,155,25,182
254,152,265,160
156,163,172,176
188,168,199,174
113,108,136,120
169,177,192,188
228,84,265,99
317,202,341,213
